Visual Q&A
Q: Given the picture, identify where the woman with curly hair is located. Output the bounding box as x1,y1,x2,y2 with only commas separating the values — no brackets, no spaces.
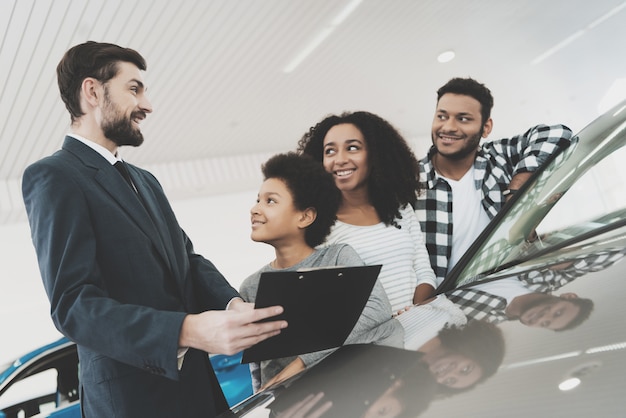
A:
423,319,505,393
297,111,437,312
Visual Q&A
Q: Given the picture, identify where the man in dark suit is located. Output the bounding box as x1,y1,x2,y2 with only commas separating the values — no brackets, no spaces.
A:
22,41,287,417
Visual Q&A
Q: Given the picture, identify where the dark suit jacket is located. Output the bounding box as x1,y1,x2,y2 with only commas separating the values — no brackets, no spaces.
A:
22,137,240,417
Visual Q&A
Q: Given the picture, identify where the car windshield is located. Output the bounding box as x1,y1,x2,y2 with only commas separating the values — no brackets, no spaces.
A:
447,102,626,289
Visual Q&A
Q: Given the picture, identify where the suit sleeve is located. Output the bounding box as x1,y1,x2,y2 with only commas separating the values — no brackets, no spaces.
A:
23,161,187,381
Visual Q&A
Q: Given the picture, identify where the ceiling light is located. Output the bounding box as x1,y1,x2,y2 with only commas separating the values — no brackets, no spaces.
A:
502,351,581,369
531,30,584,65
585,341,626,354
531,2,626,65
283,27,335,73
558,377,581,391
283,0,363,73
331,0,362,25
437,50,455,63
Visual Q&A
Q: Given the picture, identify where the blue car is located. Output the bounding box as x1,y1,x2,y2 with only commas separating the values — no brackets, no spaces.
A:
0,338,252,418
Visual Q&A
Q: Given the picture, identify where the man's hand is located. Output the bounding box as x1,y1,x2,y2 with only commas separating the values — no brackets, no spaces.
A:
508,172,533,192
505,172,534,201
179,305,287,355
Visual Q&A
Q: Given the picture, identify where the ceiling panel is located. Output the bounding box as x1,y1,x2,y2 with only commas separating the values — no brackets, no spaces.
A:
1,0,625,224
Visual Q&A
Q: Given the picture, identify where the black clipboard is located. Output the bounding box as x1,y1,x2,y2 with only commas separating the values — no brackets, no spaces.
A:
242,264,382,363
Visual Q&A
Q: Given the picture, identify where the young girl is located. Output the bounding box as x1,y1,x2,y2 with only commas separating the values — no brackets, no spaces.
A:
239,152,403,390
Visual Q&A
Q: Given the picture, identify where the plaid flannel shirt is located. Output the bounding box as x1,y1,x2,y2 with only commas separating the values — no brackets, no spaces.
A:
520,248,626,293
446,288,509,323
415,124,573,283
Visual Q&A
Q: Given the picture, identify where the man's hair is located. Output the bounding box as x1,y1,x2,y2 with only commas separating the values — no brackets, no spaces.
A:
297,111,421,228
437,77,494,124
554,297,594,332
261,152,341,247
57,41,146,122
436,320,505,394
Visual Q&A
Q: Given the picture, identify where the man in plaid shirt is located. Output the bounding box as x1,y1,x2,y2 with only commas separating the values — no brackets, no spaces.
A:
414,77,573,302
444,247,626,330
445,282,594,331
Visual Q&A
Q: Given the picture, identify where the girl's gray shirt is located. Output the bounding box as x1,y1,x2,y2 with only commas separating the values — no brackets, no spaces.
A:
239,243,404,389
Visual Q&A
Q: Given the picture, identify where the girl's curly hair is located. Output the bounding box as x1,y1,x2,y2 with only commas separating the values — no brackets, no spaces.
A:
261,152,341,247
297,111,422,227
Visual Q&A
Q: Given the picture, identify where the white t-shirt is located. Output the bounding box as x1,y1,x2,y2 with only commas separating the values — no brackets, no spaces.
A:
441,166,491,271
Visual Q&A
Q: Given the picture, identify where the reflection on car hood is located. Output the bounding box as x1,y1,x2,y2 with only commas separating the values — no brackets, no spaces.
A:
231,101,626,417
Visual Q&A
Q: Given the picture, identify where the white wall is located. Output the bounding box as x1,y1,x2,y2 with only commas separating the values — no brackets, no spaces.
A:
0,189,273,366
0,222,59,365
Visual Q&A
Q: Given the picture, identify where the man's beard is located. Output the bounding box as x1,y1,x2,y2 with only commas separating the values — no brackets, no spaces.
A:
101,90,145,147
432,129,482,161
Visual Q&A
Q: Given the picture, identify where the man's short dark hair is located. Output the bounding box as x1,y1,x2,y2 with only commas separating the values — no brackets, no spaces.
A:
57,41,146,122
437,77,494,124
261,152,341,248
554,297,594,332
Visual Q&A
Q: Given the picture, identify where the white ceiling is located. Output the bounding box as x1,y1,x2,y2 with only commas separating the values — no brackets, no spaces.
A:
2,0,626,224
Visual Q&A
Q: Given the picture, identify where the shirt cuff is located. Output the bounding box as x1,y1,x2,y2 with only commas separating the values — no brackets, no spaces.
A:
177,347,189,370
226,297,244,310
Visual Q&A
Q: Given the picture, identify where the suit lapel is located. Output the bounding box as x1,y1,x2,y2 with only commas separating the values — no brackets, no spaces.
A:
127,167,181,277
63,137,174,273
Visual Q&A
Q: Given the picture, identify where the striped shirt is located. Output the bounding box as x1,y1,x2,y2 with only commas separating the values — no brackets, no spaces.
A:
396,295,467,350
324,205,436,312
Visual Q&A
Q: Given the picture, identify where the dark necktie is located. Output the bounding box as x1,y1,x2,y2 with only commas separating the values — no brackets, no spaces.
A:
114,161,137,193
